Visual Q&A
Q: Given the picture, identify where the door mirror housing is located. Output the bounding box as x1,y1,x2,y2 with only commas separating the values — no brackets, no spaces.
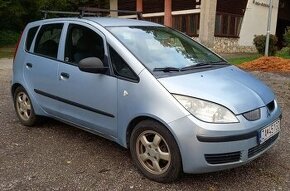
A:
78,57,108,74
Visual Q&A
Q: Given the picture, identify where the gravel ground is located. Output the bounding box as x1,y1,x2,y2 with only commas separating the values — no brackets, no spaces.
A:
0,58,289,191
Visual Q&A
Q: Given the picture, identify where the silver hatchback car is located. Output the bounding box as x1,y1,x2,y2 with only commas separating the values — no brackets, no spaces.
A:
12,16,282,182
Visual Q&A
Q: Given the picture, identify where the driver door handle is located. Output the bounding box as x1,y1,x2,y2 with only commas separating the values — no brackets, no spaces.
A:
26,63,32,69
60,72,70,80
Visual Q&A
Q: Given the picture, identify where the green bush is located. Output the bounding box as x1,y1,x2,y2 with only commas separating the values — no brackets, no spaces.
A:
0,30,20,47
284,26,290,47
253,34,278,56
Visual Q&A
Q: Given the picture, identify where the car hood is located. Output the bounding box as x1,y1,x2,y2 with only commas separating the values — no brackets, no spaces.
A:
158,66,275,114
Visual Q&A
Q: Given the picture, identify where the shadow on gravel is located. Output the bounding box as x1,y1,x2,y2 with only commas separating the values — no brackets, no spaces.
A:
34,117,128,151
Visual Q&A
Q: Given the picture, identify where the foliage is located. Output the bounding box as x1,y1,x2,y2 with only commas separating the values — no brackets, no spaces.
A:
0,30,19,46
0,0,109,32
284,27,290,47
253,34,278,56
225,54,261,65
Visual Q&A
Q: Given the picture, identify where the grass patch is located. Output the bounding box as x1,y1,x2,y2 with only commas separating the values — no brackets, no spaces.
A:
0,46,15,58
280,55,290,59
224,52,290,65
276,47,290,59
282,55,290,59
224,54,261,65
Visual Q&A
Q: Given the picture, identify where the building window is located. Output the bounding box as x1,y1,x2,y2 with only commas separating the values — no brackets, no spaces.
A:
172,14,200,37
215,13,243,37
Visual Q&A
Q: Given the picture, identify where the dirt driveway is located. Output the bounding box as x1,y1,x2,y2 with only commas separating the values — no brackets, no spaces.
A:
0,58,289,190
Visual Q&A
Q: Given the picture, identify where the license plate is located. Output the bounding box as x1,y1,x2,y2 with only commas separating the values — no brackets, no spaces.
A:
259,119,280,144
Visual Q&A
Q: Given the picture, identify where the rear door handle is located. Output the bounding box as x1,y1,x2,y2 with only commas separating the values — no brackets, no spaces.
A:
60,72,70,80
26,63,32,69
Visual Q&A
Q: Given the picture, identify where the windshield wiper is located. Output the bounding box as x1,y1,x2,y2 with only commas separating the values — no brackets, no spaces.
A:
153,67,180,72
153,61,224,72
180,63,212,71
209,60,230,65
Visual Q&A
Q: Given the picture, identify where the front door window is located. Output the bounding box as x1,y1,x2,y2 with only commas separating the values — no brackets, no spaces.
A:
64,24,105,64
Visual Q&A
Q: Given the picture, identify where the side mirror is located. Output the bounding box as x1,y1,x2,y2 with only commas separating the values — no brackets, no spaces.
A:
78,57,108,74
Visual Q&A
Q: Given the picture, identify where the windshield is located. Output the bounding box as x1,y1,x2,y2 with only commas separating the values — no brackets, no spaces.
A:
107,26,225,71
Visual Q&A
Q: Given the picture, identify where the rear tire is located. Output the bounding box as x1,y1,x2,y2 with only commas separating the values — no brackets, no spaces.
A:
13,87,39,126
130,120,182,183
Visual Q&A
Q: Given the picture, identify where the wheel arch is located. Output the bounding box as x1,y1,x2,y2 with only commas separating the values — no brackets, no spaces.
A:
125,115,180,150
11,83,23,97
126,116,183,182
11,82,47,117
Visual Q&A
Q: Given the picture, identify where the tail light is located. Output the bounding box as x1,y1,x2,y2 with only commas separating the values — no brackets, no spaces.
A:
13,31,23,62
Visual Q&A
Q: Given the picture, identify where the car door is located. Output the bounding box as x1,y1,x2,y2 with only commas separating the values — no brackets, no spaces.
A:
56,23,118,138
23,23,64,116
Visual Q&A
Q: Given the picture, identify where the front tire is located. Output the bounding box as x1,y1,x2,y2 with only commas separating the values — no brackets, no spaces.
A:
13,87,39,126
130,120,182,182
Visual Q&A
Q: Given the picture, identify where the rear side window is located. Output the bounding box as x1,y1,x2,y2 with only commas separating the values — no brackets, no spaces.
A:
34,24,63,59
25,26,39,51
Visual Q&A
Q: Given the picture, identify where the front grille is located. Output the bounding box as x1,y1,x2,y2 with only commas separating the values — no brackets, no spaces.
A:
205,151,241,164
248,133,279,158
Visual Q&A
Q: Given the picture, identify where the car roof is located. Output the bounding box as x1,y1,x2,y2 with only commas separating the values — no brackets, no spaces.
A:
29,17,163,27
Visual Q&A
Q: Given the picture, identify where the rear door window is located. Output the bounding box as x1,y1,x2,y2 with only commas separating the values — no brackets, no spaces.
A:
25,26,39,51
34,23,63,59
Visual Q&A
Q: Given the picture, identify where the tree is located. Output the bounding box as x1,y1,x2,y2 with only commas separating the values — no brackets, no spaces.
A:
0,0,109,31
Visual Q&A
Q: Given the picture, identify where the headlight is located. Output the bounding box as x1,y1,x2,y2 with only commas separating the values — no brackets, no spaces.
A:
173,94,239,123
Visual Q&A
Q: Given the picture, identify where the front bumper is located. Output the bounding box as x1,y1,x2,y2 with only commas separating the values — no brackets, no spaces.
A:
168,103,282,174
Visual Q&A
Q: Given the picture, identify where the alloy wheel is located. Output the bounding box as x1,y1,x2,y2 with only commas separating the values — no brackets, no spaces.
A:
136,130,171,175
16,92,32,121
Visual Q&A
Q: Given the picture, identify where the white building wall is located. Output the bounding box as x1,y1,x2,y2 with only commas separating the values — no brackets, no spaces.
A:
238,0,280,46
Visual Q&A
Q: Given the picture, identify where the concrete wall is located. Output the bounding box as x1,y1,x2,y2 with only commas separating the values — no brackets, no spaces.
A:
213,37,257,53
110,0,118,17
238,0,280,46
199,0,217,48
194,37,257,53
